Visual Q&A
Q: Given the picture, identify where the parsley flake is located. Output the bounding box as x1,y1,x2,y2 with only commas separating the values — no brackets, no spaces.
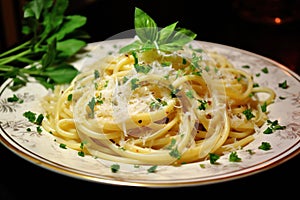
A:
229,151,242,162
147,165,158,173
263,119,286,134
7,94,24,103
242,109,255,120
111,164,120,173
278,80,288,89
209,153,220,164
258,142,271,151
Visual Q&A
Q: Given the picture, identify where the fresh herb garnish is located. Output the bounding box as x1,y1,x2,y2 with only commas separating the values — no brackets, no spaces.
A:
229,151,242,162
258,142,272,151
279,96,286,100
261,102,267,112
209,153,220,164
0,0,89,91
78,151,85,157
23,111,44,125
87,97,96,118
119,7,197,54
263,119,286,134
147,165,158,173
149,98,167,110
246,149,255,155
261,67,269,74
198,99,208,110
77,142,85,157
59,143,67,149
185,90,194,99
67,94,73,101
7,94,24,103
278,80,288,89
130,78,139,90
111,164,120,173
169,148,181,160
242,108,255,120
241,65,250,69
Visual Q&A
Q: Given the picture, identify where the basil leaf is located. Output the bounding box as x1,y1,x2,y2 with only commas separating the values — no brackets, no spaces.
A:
23,0,52,19
159,28,196,52
50,15,87,42
158,22,178,44
134,7,158,43
41,0,68,41
57,39,86,58
44,63,79,84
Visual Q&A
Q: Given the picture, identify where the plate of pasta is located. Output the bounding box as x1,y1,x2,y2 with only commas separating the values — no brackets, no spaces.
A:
1,37,300,187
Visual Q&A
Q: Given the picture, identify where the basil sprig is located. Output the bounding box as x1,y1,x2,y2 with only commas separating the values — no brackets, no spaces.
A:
119,7,197,53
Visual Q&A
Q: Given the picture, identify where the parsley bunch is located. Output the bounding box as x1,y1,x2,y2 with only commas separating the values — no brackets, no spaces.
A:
0,0,89,91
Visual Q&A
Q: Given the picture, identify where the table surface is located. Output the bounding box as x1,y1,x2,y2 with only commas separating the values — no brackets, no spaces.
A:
1,1,299,199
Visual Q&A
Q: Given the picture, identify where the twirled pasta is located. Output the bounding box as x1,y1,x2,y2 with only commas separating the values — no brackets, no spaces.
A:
41,43,276,165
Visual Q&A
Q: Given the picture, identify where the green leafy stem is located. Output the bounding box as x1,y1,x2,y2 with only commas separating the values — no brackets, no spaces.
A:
0,0,89,91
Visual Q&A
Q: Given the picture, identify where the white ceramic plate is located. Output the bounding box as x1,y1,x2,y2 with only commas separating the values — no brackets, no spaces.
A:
1,39,299,187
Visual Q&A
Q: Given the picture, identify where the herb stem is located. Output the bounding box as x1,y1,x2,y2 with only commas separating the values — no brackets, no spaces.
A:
0,41,31,58
0,49,32,65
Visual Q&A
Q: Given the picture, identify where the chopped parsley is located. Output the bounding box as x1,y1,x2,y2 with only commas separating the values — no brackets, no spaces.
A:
263,119,286,134
169,148,181,160
261,67,269,74
111,164,120,173
261,102,267,112
147,165,158,173
199,163,206,168
134,63,152,74
59,143,67,149
130,78,139,90
67,94,72,101
198,99,208,110
7,94,24,103
87,97,96,118
242,109,255,120
36,126,43,134
278,80,288,89
209,153,220,164
94,70,100,79
78,151,85,157
165,138,176,150
241,65,250,69
149,98,167,110
229,151,242,162
170,88,180,98
23,111,44,125
185,90,194,99
132,52,152,74
246,149,255,155
258,142,271,151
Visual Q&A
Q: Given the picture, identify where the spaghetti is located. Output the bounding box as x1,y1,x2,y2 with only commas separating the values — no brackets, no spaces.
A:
41,42,276,165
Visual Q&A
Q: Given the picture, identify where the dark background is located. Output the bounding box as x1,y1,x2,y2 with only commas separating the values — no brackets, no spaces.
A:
1,0,300,74
1,0,299,199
